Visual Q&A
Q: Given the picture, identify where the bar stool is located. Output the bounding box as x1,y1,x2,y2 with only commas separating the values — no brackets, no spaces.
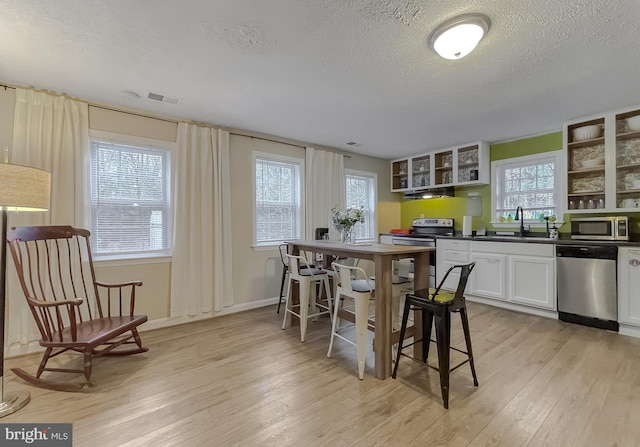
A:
392,262,478,409
392,260,414,331
281,253,332,342
277,244,314,314
277,244,289,313
370,261,412,331
327,262,375,379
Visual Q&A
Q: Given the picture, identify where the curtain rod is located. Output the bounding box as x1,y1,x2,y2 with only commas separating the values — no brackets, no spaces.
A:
1,83,181,124
230,132,352,158
2,84,352,157
230,132,305,149
89,104,179,124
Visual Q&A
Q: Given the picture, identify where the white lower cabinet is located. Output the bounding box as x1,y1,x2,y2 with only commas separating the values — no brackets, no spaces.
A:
436,240,556,311
470,253,507,300
468,241,556,310
436,239,470,290
509,255,556,309
618,247,640,326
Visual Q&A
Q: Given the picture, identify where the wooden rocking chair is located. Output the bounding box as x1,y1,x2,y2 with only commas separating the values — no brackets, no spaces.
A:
7,225,149,391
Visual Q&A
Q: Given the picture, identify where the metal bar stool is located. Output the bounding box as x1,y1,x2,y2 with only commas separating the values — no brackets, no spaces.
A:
277,244,315,314
370,260,413,331
277,244,289,313
327,262,375,379
392,262,478,409
281,253,332,342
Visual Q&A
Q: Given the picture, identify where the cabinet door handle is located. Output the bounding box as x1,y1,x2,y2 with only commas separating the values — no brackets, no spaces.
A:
630,258,640,267
487,259,500,264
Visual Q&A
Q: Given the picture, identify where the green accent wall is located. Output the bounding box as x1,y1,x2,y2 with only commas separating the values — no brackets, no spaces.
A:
491,132,562,161
400,132,562,231
400,185,488,230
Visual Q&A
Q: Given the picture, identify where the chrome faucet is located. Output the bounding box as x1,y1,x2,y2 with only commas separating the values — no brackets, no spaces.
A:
515,206,525,237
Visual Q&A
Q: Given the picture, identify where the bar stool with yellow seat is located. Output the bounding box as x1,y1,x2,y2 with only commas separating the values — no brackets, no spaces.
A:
327,262,375,380
392,262,478,409
281,253,332,342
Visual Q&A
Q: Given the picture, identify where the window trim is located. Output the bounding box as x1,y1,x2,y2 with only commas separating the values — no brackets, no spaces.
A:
491,150,565,228
252,151,305,248
346,168,378,242
89,130,175,261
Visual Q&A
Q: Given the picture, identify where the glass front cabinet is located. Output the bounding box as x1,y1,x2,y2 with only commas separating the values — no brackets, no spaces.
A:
564,105,640,212
390,158,410,192
390,141,489,192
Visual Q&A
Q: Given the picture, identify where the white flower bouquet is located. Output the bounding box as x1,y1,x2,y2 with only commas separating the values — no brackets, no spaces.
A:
331,205,364,243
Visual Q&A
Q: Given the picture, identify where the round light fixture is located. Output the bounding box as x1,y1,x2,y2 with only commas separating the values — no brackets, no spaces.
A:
428,13,491,60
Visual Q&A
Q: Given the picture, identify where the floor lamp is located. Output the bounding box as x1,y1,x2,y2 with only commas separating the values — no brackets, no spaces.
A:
0,162,50,417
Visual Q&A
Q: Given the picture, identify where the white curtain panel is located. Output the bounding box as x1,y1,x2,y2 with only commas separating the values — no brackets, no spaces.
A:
8,88,90,351
213,129,234,310
11,89,90,227
305,148,345,240
171,124,234,317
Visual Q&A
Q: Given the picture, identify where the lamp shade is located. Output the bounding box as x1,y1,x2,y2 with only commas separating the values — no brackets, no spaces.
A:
0,163,50,211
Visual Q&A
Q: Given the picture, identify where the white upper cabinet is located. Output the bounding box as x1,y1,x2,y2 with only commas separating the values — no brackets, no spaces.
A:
564,104,640,212
411,154,431,189
390,141,489,192
390,158,410,192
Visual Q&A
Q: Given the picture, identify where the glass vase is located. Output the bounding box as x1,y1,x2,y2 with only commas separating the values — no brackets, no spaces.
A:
340,227,354,244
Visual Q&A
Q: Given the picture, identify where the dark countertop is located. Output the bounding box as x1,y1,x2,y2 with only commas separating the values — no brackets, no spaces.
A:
440,234,640,246
382,233,640,247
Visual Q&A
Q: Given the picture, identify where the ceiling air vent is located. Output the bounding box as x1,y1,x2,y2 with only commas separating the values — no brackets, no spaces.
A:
146,91,183,105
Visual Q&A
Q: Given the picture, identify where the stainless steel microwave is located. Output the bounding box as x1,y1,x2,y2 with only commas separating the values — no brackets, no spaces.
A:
570,216,629,241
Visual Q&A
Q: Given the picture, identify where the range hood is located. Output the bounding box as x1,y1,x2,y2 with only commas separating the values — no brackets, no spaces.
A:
403,187,455,200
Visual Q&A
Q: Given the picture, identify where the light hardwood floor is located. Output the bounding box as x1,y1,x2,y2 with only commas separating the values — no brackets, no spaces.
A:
3,302,640,447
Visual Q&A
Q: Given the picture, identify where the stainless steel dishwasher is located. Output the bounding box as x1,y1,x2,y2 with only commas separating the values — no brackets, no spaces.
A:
556,244,618,331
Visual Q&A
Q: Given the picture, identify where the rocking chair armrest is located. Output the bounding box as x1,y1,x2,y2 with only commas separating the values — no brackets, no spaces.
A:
95,280,143,316
95,280,143,288
25,296,84,308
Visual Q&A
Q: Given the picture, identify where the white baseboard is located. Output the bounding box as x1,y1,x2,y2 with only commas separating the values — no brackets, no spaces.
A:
5,297,282,358
619,324,640,339
466,295,558,319
139,297,281,332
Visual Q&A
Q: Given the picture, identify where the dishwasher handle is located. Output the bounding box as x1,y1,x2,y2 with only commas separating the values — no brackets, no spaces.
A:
556,244,618,260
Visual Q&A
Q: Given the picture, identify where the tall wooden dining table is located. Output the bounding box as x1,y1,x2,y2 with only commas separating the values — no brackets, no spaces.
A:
286,240,435,380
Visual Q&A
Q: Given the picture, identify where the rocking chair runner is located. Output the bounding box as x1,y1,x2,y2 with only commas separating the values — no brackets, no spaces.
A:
7,225,148,391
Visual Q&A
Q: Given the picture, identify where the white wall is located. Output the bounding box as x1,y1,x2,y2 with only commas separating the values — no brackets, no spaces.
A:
1,87,401,342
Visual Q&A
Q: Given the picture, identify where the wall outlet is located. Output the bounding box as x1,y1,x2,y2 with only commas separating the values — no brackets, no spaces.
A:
419,214,424,218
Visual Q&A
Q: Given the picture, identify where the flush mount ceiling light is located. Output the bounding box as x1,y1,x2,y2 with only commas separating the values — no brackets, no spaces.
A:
428,13,491,60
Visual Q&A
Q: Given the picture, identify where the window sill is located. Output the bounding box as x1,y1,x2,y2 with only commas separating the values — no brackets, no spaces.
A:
252,244,282,252
94,255,172,267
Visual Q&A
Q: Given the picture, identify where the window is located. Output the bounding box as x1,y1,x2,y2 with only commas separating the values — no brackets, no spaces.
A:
254,152,303,245
346,170,377,241
492,151,564,224
90,138,172,259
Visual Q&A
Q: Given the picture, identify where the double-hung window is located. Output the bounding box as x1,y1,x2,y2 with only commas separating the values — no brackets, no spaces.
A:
492,151,564,225
253,152,303,246
346,169,377,242
90,137,172,259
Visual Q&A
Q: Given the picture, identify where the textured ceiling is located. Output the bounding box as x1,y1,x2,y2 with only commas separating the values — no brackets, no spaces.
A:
1,0,639,159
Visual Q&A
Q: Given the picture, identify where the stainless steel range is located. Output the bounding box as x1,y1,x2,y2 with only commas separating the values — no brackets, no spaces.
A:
391,218,454,288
